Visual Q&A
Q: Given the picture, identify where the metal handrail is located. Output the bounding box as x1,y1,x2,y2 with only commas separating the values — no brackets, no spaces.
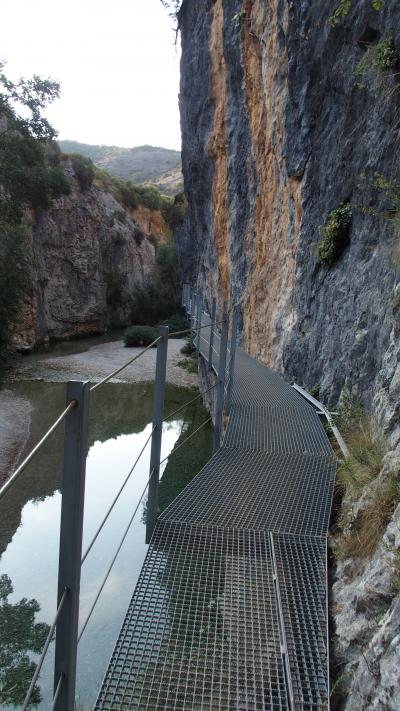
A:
90,336,163,392
159,417,212,468
164,382,218,421
0,400,77,501
21,588,68,711
170,319,225,338
50,674,63,711
81,427,155,565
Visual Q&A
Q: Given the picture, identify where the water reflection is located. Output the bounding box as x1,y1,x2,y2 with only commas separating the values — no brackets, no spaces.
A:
0,574,49,707
0,381,212,709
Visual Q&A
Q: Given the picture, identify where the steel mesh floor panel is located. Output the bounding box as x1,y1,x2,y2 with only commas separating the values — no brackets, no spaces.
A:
95,522,289,711
96,305,336,711
223,406,332,454
272,534,328,710
161,450,336,536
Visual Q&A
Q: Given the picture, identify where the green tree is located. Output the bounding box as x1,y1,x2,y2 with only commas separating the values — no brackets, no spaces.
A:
0,63,69,363
0,574,50,706
130,243,182,325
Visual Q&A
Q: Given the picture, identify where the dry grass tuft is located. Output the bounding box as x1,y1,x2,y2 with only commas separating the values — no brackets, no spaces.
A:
335,472,399,560
332,389,399,561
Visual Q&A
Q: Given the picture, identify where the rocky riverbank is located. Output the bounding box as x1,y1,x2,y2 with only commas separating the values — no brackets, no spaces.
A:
1,337,197,484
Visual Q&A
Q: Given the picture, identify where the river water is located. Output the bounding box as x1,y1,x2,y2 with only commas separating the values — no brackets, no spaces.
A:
0,378,212,709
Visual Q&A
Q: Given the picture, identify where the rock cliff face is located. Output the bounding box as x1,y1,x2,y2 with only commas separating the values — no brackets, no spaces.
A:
178,0,400,707
13,161,155,350
179,0,400,439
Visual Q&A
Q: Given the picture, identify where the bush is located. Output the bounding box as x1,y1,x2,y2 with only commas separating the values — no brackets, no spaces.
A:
130,244,182,325
69,153,94,192
124,325,158,347
354,35,399,95
163,313,188,336
317,202,352,266
177,358,197,374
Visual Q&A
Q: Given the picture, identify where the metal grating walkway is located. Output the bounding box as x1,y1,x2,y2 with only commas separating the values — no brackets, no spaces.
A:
95,310,336,710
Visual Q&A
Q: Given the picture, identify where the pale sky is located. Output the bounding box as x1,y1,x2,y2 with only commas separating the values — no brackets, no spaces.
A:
0,0,181,150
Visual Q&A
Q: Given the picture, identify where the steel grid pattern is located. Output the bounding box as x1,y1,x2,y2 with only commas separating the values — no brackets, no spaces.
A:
96,304,335,711
272,534,328,709
95,522,289,711
161,450,336,537
223,406,332,454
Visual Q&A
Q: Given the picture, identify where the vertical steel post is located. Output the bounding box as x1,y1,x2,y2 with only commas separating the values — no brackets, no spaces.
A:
196,293,203,354
190,289,196,342
208,298,217,372
54,381,90,711
146,325,169,543
213,303,229,452
225,307,239,416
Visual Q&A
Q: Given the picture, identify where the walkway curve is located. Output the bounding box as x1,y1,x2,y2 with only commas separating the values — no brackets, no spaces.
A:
95,311,336,710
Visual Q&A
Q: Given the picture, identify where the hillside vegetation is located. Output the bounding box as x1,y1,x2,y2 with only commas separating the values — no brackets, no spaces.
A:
58,141,183,195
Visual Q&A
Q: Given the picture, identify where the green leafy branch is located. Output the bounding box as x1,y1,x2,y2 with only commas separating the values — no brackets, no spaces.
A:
329,0,384,27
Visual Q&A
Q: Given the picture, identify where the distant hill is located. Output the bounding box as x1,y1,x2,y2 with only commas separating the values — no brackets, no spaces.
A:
58,141,183,196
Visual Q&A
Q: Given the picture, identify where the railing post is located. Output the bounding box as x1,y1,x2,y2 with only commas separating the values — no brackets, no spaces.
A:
225,307,239,417
146,325,169,543
196,294,203,354
213,303,229,452
190,289,197,342
208,298,217,372
54,381,90,711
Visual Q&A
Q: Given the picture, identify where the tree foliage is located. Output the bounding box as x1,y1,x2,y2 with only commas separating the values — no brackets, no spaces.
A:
0,63,69,363
0,574,50,706
330,0,384,26
130,243,182,325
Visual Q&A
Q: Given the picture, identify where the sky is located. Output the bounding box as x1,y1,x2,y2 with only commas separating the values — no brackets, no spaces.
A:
0,0,181,150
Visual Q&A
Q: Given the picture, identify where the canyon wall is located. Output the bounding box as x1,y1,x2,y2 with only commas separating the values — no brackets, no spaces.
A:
179,0,400,441
178,1,400,707
13,161,156,350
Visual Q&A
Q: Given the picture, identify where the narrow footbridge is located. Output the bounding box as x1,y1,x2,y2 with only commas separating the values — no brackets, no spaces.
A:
95,295,337,710
0,287,339,710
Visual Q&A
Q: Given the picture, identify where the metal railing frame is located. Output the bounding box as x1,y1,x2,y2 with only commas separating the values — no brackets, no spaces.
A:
0,282,238,710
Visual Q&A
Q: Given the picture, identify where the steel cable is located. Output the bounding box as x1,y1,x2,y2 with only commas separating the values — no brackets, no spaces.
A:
50,674,64,711
0,401,77,501
164,382,217,422
158,417,212,468
77,470,154,643
90,336,163,392
81,427,155,565
21,588,68,711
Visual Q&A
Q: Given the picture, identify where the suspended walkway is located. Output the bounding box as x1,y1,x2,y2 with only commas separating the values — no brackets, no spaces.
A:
95,300,337,710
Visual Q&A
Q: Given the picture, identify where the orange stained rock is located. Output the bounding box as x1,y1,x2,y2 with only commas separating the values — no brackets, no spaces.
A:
208,0,231,304
241,0,302,370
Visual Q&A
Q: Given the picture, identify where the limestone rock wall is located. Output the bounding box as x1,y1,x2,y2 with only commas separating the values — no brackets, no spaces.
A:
13,162,155,350
178,0,400,441
178,1,400,707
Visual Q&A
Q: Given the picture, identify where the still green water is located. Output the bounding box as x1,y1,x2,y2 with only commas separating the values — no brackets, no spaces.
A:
0,379,213,709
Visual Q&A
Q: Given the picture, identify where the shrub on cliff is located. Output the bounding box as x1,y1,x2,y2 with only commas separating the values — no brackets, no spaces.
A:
69,153,95,192
316,202,352,266
130,243,182,325
124,325,158,347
